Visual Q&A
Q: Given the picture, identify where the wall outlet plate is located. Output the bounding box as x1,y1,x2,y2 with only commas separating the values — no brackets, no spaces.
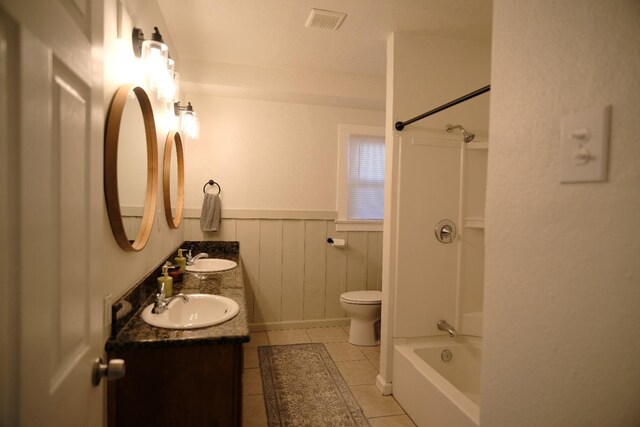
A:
560,105,611,183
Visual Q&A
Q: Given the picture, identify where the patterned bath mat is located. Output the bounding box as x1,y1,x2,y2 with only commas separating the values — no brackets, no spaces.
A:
258,343,369,426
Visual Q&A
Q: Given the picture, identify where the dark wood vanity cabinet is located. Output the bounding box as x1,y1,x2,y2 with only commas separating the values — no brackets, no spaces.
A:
108,343,243,427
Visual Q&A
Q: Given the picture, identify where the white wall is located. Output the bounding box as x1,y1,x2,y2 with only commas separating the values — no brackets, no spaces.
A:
102,0,185,332
180,58,385,111
181,92,384,212
391,35,491,136
176,78,385,327
482,1,640,426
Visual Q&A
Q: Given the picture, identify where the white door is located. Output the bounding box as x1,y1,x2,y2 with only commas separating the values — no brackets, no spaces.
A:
1,0,104,425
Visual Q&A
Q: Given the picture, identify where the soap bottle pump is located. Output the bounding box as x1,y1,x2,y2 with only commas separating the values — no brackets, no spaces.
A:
175,249,187,272
157,265,173,297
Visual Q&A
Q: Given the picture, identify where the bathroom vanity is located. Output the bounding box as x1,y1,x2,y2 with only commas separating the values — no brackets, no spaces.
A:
105,242,249,427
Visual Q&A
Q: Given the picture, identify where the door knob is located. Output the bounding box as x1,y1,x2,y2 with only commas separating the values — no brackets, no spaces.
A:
92,357,125,386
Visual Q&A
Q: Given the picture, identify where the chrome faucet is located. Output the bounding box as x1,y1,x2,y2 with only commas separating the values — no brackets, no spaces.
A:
186,250,209,266
437,319,458,338
152,283,189,314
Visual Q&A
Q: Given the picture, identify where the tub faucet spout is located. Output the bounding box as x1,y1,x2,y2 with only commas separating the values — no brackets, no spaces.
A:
437,319,458,338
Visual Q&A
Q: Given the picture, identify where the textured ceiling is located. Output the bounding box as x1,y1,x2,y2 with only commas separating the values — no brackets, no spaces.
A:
157,0,493,78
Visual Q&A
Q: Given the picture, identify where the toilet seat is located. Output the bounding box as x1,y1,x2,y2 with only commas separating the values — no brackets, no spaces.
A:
340,290,382,305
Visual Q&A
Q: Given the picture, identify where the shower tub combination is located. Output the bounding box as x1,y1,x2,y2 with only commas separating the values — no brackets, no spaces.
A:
393,336,481,427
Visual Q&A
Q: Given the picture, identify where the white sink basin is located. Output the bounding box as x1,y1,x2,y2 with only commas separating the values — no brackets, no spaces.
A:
186,258,238,273
141,294,240,329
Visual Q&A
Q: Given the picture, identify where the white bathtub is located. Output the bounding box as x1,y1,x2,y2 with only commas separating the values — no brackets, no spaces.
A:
393,336,482,427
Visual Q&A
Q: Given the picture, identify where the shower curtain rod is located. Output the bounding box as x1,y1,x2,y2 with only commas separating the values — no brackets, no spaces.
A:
394,85,490,131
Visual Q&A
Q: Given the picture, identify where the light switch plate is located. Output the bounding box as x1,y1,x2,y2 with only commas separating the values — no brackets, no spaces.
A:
560,105,611,183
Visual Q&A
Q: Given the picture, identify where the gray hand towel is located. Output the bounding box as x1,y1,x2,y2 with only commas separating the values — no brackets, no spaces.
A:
200,193,221,232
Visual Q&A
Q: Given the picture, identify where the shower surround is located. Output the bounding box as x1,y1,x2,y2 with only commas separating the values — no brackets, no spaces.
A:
381,33,490,424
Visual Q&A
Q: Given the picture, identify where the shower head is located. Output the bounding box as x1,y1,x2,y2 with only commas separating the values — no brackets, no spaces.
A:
446,124,475,143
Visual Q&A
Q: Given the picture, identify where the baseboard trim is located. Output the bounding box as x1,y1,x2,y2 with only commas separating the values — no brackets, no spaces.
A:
376,375,393,395
249,318,351,332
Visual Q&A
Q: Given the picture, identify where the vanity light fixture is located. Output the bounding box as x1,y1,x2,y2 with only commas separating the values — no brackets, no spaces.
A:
158,57,177,102
132,26,175,101
174,101,200,140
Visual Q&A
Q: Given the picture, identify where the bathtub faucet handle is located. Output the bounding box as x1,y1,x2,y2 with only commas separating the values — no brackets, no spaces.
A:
437,319,458,338
435,220,456,244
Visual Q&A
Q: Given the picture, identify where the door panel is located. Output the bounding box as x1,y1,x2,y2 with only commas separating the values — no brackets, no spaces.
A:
59,0,92,38
3,0,104,425
51,62,92,394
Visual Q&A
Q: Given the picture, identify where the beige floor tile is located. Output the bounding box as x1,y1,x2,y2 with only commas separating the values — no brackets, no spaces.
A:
244,347,259,369
242,394,268,427
368,415,416,427
267,329,311,345
242,327,405,425
360,346,381,371
306,326,349,343
243,331,269,348
350,385,405,418
335,360,378,385
324,342,367,362
243,368,263,396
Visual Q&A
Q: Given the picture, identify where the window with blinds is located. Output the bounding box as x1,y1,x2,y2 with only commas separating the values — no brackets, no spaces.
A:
347,134,385,220
336,124,385,231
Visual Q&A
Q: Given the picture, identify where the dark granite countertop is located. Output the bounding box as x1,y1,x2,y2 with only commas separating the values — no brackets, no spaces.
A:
106,241,250,351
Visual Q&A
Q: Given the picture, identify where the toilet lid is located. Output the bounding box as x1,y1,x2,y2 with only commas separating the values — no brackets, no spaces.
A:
340,290,382,305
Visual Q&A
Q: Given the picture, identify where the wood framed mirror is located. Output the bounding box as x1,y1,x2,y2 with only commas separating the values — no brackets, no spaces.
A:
104,84,158,252
163,131,184,229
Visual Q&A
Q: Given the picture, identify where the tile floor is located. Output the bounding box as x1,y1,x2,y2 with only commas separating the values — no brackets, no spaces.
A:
242,326,416,427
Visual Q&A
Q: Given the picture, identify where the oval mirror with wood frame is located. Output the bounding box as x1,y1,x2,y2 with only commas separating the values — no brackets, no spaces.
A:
104,84,158,252
163,131,184,229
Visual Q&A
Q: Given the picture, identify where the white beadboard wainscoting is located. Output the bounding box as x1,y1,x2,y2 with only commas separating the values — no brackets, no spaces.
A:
182,209,383,329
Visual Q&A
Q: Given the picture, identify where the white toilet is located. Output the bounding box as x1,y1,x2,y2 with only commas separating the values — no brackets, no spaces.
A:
340,290,383,346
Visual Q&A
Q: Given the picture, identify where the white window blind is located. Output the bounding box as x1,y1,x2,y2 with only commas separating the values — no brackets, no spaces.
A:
347,134,385,220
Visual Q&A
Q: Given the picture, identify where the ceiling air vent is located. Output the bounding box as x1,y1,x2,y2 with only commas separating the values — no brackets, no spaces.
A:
305,8,347,31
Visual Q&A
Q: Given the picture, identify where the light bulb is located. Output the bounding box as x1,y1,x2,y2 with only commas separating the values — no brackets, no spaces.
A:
157,58,176,101
141,39,168,93
115,38,144,86
181,111,199,140
172,72,181,103
165,108,180,133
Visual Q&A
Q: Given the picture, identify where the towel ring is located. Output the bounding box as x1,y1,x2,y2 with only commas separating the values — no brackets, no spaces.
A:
203,179,221,195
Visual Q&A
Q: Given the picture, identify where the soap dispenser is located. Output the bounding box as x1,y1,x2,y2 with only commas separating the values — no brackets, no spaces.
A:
175,249,187,272
157,264,173,297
